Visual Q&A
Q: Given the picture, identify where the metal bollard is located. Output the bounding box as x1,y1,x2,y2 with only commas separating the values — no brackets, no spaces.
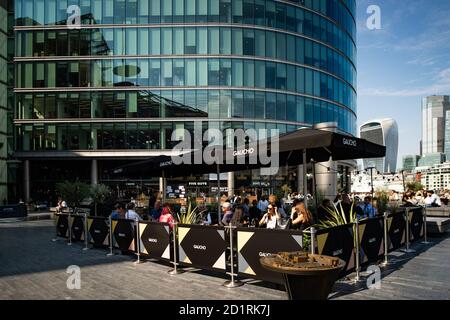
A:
401,209,416,253
52,213,60,242
67,211,73,246
421,207,431,245
134,217,143,264
168,221,184,275
223,225,243,288
82,213,89,251
106,215,115,256
381,212,391,266
354,217,362,282
310,227,317,255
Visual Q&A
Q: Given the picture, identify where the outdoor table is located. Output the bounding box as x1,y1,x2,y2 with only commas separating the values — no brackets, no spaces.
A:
260,252,345,300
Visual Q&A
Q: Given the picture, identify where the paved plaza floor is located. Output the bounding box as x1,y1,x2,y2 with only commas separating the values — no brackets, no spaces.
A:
0,220,449,300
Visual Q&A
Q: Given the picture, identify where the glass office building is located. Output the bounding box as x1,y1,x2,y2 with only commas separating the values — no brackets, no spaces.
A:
1,0,15,203
12,0,357,202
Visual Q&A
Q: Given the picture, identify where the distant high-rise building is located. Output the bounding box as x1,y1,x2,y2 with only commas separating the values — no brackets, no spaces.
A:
360,119,399,173
421,95,450,156
402,155,420,172
418,153,446,168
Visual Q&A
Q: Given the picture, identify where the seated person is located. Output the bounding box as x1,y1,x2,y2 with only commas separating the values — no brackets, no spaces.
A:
424,190,441,207
356,196,377,219
259,203,281,229
111,203,126,219
149,200,162,220
221,202,234,226
125,202,142,221
230,206,245,227
291,201,313,230
159,203,176,229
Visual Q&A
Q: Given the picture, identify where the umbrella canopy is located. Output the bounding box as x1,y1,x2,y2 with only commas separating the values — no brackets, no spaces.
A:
112,128,386,178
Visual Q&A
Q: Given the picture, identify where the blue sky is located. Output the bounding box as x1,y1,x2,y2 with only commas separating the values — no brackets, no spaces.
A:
356,0,450,168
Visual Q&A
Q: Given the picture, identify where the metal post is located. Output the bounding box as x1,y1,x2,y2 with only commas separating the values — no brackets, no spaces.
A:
311,160,318,212
223,225,243,288
310,227,316,255
381,211,389,266
82,213,89,251
168,221,184,275
401,209,416,253
134,217,142,264
303,149,308,208
52,214,60,242
67,211,73,246
107,215,114,256
422,207,431,244
217,163,221,223
354,217,361,282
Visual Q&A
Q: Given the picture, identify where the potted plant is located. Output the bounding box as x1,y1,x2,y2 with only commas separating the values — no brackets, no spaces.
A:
90,184,111,216
176,200,206,225
56,180,91,214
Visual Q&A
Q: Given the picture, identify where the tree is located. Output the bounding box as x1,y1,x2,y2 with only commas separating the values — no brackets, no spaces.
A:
90,184,112,216
56,180,91,214
406,181,424,192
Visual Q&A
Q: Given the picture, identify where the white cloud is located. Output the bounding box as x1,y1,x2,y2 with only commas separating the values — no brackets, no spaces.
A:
360,67,450,97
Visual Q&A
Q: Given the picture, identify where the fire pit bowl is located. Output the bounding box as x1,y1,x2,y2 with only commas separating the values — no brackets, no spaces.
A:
260,252,345,300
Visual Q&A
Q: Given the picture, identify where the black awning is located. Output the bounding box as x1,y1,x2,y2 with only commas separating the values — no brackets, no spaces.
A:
111,128,386,178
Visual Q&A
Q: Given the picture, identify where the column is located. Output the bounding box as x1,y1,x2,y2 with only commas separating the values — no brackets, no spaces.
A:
297,165,304,194
91,159,98,186
159,174,166,203
227,172,235,197
24,160,30,203
315,159,337,200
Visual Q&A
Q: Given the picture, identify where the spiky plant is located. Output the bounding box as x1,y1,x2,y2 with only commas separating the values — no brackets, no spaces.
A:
315,201,356,229
303,201,357,253
176,201,206,225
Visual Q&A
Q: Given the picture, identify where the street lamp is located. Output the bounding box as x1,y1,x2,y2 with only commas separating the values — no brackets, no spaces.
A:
365,166,376,204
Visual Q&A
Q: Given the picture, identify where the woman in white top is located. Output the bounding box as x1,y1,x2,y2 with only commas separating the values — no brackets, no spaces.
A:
259,204,281,229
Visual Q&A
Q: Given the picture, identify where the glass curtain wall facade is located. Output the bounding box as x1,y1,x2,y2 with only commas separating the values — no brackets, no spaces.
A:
12,0,357,202
14,0,357,153
1,0,15,203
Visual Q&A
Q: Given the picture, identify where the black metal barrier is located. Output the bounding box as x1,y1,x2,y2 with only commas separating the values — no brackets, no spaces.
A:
177,224,227,271
0,204,28,219
409,208,424,242
237,228,303,284
70,215,85,242
139,221,172,261
112,219,136,252
55,213,69,238
387,210,407,252
88,216,110,247
52,207,427,288
316,224,355,277
358,216,385,266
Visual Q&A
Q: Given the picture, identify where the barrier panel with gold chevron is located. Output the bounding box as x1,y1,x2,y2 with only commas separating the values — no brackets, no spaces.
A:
316,224,355,277
55,213,69,238
357,216,385,266
409,207,424,242
237,228,303,284
177,224,227,271
70,215,85,242
139,221,171,261
112,218,136,252
387,211,406,252
88,216,110,247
